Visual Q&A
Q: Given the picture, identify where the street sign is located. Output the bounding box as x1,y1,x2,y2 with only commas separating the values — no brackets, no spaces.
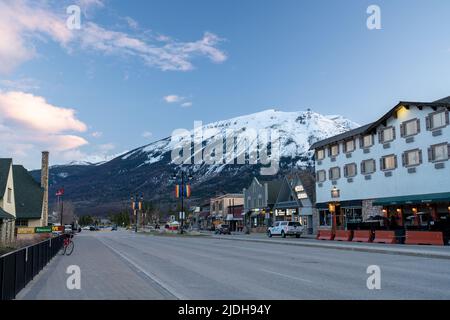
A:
17,227,35,234
35,226,53,233
52,225,64,232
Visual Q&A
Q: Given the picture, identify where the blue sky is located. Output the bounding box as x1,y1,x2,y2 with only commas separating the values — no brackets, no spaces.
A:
1,0,450,169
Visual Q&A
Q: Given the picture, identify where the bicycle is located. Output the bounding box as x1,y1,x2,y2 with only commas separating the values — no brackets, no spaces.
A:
60,233,75,256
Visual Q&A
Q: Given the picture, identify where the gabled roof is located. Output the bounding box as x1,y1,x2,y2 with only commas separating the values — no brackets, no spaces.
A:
0,159,12,199
265,180,283,204
13,165,44,220
310,97,450,150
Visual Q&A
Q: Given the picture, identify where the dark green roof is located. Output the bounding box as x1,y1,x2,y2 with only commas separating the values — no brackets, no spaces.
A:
310,97,450,150
13,165,44,219
0,159,12,200
0,207,14,220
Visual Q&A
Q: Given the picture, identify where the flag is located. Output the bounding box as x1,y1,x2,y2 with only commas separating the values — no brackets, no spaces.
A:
55,188,64,196
175,185,180,198
185,184,191,198
175,184,191,198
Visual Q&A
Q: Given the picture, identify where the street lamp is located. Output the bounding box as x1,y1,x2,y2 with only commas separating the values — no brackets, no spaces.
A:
131,194,143,233
171,168,192,234
329,186,340,231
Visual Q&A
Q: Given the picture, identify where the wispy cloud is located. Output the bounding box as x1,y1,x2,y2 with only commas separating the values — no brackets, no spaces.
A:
142,131,153,139
0,0,227,74
181,102,193,108
164,95,184,103
0,78,40,91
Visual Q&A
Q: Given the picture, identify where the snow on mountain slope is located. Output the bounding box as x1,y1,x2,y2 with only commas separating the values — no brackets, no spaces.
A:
118,109,359,171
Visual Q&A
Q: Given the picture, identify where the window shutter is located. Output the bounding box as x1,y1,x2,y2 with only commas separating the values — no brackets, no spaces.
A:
392,127,396,140
416,119,421,133
419,149,423,164
394,155,398,168
378,130,383,143
446,111,450,125
428,147,433,162
359,136,364,148
373,159,376,172
400,123,405,137
380,158,384,171
402,153,406,167
328,168,332,179
344,165,348,178
361,161,365,174
426,116,431,130
448,144,450,160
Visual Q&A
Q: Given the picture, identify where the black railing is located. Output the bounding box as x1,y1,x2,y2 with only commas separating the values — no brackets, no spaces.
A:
0,235,64,300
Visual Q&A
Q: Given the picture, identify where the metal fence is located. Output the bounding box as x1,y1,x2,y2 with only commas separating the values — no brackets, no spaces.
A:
0,235,64,300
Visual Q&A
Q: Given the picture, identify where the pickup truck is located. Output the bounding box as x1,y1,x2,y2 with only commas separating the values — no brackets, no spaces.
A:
267,221,303,238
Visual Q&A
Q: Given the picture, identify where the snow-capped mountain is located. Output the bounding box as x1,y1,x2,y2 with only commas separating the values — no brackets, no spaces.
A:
31,109,359,215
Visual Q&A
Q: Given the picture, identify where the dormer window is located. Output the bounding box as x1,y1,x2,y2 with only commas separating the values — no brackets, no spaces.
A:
344,139,355,153
379,127,395,144
361,134,374,148
316,149,325,161
401,119,420,137
426,110,449,130
329,144,339,157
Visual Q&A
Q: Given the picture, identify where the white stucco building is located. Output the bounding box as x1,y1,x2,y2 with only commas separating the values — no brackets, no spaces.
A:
310,97,450,232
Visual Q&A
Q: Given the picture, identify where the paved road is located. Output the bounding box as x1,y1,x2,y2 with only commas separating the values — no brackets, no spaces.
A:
17,230,450,300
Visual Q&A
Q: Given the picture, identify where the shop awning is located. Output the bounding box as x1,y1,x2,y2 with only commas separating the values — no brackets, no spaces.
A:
373,192,450,206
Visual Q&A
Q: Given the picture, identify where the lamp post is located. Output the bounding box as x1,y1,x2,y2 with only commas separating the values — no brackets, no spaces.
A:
131,194,143,233
172,168,192,234
329,186,340,232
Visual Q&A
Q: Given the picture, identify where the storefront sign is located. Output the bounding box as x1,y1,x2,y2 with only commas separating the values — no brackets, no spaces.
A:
17,227,35,234
52,225,64,232
35,226,53,233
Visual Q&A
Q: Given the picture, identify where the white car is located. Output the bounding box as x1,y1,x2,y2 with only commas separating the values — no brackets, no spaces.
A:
267,221,303,238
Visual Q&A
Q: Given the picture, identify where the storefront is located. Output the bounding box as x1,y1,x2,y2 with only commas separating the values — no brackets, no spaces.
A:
316,200,363,231
373,192,450,240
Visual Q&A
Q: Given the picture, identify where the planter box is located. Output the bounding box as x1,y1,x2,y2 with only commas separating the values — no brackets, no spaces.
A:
352,230,373,243
334,230,353,241
405,231,444,246
317,229,335,240
373,230,397,244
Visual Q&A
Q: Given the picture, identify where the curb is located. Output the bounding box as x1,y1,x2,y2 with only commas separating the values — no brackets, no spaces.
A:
210,235,450,260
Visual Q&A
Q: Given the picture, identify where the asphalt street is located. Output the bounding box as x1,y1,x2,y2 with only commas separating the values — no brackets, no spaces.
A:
17,230,450,300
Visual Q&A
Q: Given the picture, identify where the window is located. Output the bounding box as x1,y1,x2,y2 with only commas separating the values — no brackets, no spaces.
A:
7,188,12,203
316,149,325,161
319,210,331,226
428,143,449,162
15,219,28,227
316,170,326,183
401,119,420,137
344,163,357,178
379,127,395,143
361,134,373,148
380,155,397,171
361,159,376,175
329,167,341,180
402,149,422,167
344,139,355,153
329,144,339,157
427,110,449,130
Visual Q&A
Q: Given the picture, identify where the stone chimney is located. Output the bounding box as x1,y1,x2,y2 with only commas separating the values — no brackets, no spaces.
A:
41,151,49,227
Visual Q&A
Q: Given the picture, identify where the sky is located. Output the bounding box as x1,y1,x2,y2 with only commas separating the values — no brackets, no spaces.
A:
1,0,450,169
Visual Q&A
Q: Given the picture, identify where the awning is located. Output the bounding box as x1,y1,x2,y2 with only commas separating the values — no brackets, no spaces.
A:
0,208,15,220
373,192,450,206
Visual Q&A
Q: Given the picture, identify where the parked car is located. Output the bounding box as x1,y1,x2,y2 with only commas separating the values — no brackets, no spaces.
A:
267,221,303,238
64,224,73,234
111,225,118,231
82,226,90,231
215,224,231,235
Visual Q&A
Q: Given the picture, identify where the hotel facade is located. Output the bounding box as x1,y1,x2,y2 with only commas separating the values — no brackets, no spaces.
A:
310,97,450,240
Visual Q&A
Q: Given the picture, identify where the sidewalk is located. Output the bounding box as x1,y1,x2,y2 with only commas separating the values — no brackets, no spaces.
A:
207,232,450,260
